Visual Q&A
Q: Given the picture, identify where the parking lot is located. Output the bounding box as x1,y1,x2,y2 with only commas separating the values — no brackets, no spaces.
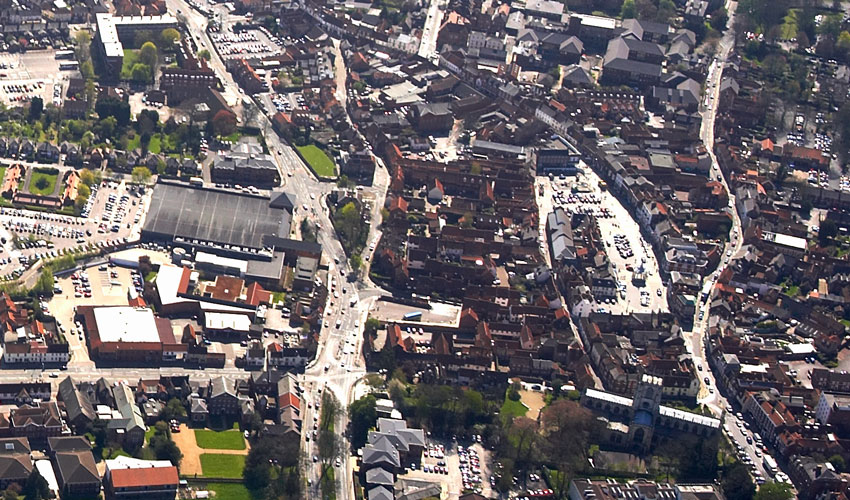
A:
403,439,493,498
369,300,461,326
0,51,72,108
209,25,281,60
537,167,667,316
0,179,150,280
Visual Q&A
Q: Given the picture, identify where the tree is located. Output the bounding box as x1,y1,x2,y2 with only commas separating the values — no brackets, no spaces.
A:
77,183,91,201
620,0,636,17
34,177,49,191
80,168,101,187
830,454,846,472
198,49,211,61
139,41,158,67
28,96,42,121
74,30,91,63
507,417,539,465
160,28,180,48
337,174,352,188
318,428,338,463
753,482,793,500
837,31,850,56
131,166,152,184
96,97,131,127
349,394,377,449
820,219,839,246
80,60,94,80
333,202,367,255
212,110,237,137
131,63,152,83
710,8,729,31
364,318,380,339
21,470,49,500
350,254,362,273
161,398,186,421
721,462,755,500
147,422,182,466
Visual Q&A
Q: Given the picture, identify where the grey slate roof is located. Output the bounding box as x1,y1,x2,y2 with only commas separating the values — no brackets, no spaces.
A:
58,376,95,425
368,485,394,500
365,466,395,486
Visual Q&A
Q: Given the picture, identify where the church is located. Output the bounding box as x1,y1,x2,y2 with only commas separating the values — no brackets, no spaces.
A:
580,374,722,453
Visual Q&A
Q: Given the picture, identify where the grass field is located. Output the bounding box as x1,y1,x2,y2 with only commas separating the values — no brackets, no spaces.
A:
29,168,57,195
296,145,336,177
500,391,528,423
200,454,245,478
0,167,7,185
208,483,255,500
194,429,246,450
120,50,140,80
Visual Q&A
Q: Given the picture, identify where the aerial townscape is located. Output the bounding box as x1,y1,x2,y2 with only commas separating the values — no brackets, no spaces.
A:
0,0,846,498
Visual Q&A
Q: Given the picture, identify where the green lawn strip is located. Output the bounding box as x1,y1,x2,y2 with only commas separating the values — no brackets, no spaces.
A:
194,429,246,450
296,144,336,177
208,483,255,500
29,169,57,196
149,134,162,154
500,392,528,423
200,454,245,478
121,49,140,80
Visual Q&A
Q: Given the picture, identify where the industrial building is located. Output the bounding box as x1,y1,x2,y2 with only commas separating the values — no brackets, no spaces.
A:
76,306,177,363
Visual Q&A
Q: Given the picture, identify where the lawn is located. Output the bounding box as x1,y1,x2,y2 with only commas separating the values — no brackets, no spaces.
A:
200,454,245,478
194,429,246,450
148,134,162,154
296,144,336,177
120,49,140,80
500,392,528,423
0,167,7,184
29,168,57,196
208,483,255,500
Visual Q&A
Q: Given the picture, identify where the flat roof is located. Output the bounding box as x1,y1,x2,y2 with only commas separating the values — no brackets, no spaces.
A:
143,182,292,249
93,307,160,343
205,312,251,331
95,13,123,59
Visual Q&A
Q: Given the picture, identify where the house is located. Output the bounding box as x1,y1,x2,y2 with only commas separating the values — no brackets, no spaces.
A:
57,377,95,431
601,36,663,87
0,437,32,490
104,456,179,500
108,384,146,449
206,377,240,416
410,102,453,133
48,436,101,499
9,402,64,444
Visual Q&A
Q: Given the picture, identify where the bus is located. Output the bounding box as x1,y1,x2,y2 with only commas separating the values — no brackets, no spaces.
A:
403,311,422,321
189,177,204,187
58,61,79,70
762,455,778,477
55,50,75,60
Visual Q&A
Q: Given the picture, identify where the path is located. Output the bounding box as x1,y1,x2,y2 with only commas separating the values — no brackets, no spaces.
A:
170,424,250,476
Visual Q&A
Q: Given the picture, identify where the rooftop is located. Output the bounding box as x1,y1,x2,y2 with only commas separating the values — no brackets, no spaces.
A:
92,307,159,343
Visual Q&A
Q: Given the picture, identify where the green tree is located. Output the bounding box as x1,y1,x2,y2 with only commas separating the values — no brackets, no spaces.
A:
161,398,186,421
131,166,152,184
160,28,180,48
349,394,377,449
80,60,94,80
77,183,91,200
79,168,101,186
350,254,362,273
74,30,91,63
721,462,755,500
34,176,48,191
131,63,152,83
753,482,794,500
819,13,843,38
830,454,847,472
710,8,729,31
820,219,839,246
620,0,636,17
837,31,850,55
28,96,42,121
656,0,676,22
21,469,49,500
364,318,380,339
198,49,211,61
139,41,158,67
333,202,367,255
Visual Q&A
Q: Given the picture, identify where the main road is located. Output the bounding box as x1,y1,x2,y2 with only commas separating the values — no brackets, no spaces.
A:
687,0,780,484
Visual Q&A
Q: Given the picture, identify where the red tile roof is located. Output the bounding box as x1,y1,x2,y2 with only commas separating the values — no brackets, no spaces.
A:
109,466,178,489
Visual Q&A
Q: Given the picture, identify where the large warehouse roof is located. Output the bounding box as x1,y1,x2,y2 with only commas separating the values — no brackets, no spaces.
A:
93,307,160,343
143,182,292,249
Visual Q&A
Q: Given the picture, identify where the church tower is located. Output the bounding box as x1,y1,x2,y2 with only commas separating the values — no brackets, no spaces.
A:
628,374,663,453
